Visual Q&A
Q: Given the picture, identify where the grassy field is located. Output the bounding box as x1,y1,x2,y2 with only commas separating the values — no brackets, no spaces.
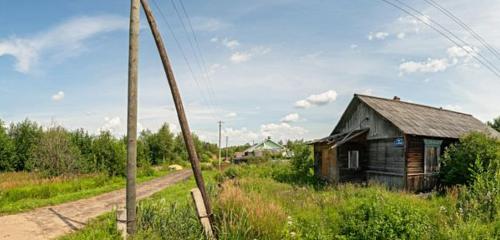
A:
0,166,174,215
61,171,216,240
60,162,499,240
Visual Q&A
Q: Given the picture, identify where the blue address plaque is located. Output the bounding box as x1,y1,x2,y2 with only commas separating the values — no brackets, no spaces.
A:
394,137,404,147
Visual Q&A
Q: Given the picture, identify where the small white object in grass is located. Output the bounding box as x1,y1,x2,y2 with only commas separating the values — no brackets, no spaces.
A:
168,164,183,171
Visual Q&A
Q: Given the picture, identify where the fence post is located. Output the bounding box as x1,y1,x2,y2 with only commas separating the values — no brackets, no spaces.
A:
190,188,214,239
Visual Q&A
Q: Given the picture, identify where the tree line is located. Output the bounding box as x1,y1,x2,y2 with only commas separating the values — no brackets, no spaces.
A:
0,119,218,177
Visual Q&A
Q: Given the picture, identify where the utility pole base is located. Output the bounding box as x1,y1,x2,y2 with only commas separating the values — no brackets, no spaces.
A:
116,207,128,239
190,188,214,239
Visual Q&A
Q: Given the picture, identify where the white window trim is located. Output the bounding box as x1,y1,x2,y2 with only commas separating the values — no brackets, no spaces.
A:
348,150,359,169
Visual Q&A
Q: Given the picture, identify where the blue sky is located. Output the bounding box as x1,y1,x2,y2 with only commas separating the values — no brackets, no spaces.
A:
1,0,500,145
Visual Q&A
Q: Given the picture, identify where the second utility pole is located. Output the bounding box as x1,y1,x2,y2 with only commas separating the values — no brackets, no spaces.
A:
218,120,223,170
140,0,213,225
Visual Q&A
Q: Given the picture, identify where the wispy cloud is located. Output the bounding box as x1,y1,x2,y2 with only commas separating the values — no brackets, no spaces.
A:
230,46,271,63
51,91,65,101
191,17,228,32
368,31,389,40
0,15,127,73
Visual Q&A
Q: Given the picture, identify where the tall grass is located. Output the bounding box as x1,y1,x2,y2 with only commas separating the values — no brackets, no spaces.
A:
0,167,173,214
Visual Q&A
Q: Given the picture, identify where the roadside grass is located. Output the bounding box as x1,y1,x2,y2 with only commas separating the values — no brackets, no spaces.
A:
61,171,216,240
60,162,500,239
0,166,174,215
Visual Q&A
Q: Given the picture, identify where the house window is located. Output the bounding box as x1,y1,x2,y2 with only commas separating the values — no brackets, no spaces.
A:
424,139,443,173
348,150,359,169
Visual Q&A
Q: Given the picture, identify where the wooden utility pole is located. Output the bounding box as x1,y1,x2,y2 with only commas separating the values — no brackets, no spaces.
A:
218,120,223,169
225,136,228,161
140,0,213,223
126,0,140,235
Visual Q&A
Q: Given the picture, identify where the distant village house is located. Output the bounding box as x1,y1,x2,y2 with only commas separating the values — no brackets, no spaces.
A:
310,94,499,192
234,137,291,162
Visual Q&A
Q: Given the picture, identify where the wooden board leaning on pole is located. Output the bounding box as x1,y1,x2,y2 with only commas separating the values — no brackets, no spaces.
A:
139,0,215,231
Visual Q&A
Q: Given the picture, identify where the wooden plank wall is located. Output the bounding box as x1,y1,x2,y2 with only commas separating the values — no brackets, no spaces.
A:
367,139,405,174
334,100,403,140
405,135,456,192
337,142,366,182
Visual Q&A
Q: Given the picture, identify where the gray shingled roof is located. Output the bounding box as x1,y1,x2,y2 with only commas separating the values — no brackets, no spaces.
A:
356,94,500,139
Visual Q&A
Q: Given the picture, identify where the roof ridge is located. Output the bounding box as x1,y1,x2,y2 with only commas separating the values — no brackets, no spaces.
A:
354,93,472,116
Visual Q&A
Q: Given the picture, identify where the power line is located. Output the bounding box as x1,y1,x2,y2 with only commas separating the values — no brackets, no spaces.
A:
379,0,500,78
151,0,219,119
169,0,219,109
177,0,220,109
423,0,500,60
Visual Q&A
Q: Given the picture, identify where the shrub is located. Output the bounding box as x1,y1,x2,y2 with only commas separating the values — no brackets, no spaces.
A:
92,131,126,177
8,119,42,171
440,132,500,186
0,120,16,171
32,126,81,176
457,158,500,222
290,142,313,177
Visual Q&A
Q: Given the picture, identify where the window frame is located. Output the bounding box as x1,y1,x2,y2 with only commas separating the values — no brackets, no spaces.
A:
423,139,443,174
348,150,359,169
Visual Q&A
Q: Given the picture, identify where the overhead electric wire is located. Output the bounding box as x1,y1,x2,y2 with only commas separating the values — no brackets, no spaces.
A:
150,0,219,119
177,0,220,107
379,0,500,78
169,0,220,113
423,0,500,61
391,0,500,75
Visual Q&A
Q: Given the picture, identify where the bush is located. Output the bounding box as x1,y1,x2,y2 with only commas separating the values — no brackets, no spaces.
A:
8,119,42,171
32,126,81,176
290,143,313,177
92,131,126,177
0,120,16,171
440,132,500,186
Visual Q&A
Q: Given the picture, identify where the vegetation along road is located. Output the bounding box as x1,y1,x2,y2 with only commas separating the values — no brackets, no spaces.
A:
0,169,192,240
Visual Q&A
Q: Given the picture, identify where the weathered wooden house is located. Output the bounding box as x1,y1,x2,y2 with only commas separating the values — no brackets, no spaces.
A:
310,94,499,192
234,137,291,163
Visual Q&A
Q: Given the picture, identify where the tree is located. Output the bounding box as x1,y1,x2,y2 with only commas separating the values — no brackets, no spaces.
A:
145,123,175,165
70,128,94,173
92,131,126,176
32,126,81,176
488,116,500,132
290,141,313,176
8,119,42,171
440,132,500,186
0,119,16,171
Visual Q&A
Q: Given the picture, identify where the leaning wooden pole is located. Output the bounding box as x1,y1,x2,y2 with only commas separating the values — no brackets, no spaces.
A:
126,0,140,235
140,0,214,223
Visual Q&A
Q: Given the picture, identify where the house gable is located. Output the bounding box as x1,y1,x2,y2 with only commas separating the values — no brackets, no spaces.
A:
332,96,403,140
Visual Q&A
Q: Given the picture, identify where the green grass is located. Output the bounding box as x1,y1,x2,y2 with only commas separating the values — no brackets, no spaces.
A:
61,171,216,240
0,167,174,215
61,163,500,240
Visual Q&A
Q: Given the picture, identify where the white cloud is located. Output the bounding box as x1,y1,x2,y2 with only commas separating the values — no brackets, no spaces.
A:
98,116,121,133
368,31,389,40
350,44,358,49
230,46,271,63
399,58,450,75
223,127,259,144
0,15,127,73
230,52,251,63
280,113,300,123
447,45,478,63
397,32,406,39
226,112,237,118
210,37,218,42
222,38,240,49
260,122,307,141
51,91,65,101
205,63,226,77
295,90,338,108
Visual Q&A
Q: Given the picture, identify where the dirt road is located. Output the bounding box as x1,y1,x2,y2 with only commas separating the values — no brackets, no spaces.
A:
0,169,192,240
